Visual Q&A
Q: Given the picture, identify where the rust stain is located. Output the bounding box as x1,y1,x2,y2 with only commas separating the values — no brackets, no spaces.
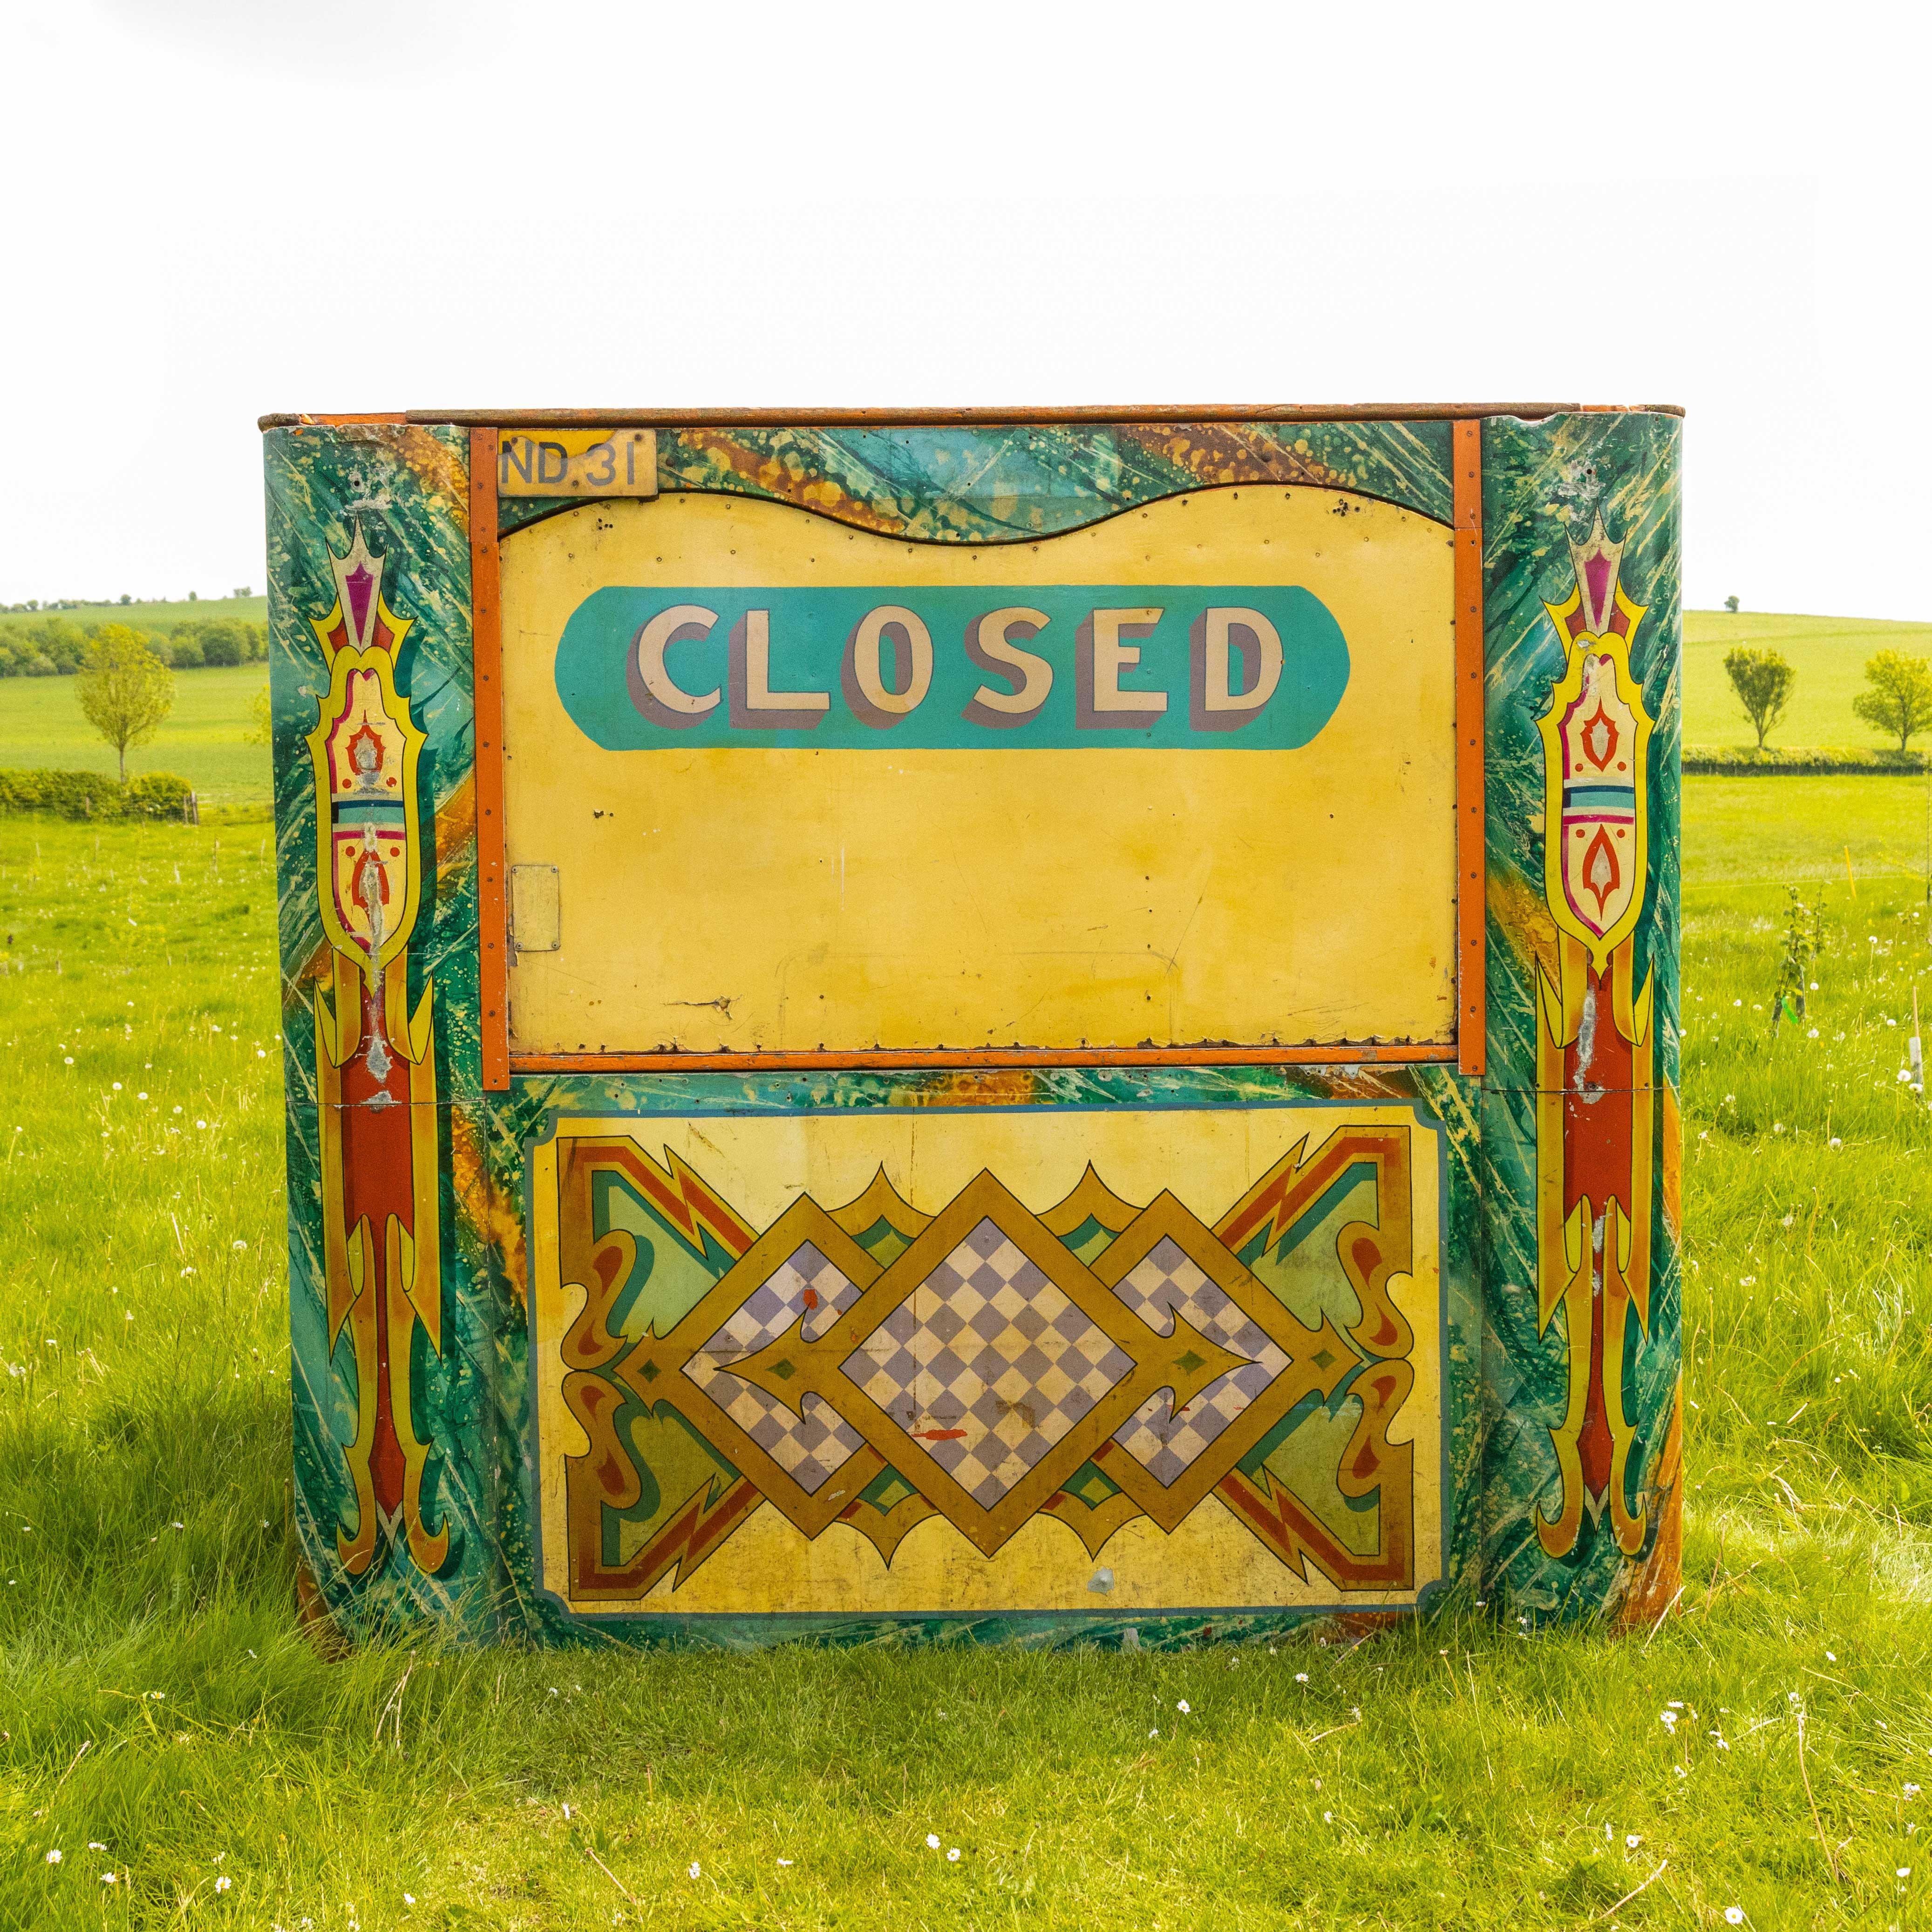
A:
328,421,469,524
435,769,476,877
1615,1375,1683,1629
451,1104,526,1310
1659,1080,1682,1243
671,430,912,538
1116,423,1355,494
1487,861,1559,994
896,1069,1041,1109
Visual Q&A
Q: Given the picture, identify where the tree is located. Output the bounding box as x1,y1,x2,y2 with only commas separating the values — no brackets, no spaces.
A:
197,619,247,667
32,616,87,673
76,625,173,781
245,683,272,745
1723,646,1796,750
1853,649,1932,753
1724,594,1740,613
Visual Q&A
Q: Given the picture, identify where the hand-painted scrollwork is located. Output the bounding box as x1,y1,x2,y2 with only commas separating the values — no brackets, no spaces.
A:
306,526,448,1577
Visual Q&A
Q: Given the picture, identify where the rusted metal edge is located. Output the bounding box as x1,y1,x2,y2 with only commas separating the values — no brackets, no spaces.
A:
509,1045,1458,1074
1453,421,1487,1080
468,429,510,1093
259,402,1686,431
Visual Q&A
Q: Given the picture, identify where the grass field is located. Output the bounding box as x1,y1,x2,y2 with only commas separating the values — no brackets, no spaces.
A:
1684,610,1932,753
0,664,269,806
4,783,1932,1927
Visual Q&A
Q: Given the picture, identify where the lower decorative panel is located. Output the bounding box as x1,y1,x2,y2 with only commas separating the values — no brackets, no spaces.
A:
527,1100,1449,1624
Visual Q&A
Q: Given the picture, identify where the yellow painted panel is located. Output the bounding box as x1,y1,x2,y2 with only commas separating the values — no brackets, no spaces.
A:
529,1104,1443,1617
501,486,1456,1053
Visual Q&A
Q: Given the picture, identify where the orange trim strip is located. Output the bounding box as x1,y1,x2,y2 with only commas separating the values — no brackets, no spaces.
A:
260,403,1687,432
469,429,509,1091
511,1045,1456,1075
1453,421,1487,1079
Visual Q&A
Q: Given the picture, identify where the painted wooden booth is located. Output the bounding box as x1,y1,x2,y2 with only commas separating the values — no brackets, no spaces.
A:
260,405,1682,1648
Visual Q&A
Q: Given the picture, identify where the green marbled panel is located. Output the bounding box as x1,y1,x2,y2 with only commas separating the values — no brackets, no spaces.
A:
478,1062,1483,1650
266,424,499,1633
500,419,1454,541
265,422,483,1103
1476,412,1683,1621
1479,412,1683,1091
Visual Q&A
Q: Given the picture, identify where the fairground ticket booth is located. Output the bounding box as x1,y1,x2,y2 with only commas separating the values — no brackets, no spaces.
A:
261,405,1681,1647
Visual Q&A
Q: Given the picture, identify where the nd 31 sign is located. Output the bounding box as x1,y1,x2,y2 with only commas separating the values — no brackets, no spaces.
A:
555,583,1352,752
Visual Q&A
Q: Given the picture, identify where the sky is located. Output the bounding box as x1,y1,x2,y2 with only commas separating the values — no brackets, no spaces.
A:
2,0,1926,620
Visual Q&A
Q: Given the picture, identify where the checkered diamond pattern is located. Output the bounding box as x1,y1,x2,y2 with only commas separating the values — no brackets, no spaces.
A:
1110,1235,1291,1488
682,1242,865,1494
841,1217,1134,1508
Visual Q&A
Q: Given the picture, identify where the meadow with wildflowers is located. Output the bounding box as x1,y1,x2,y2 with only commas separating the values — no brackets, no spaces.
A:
3,778,1932,1928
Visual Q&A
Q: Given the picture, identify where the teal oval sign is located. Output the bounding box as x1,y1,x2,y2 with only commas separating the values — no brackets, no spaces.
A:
554,584,1349,751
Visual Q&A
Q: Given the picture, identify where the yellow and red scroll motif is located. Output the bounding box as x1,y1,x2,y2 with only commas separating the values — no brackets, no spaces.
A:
1532,511,1657,1558
304,525,447,1577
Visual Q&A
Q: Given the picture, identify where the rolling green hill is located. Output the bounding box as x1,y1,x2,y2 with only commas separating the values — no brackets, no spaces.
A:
1684,608,1932,751
0,592,267,641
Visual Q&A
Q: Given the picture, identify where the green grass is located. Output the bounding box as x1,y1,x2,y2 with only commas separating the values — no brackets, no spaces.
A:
1685,609,1932,753
0,664,269,806
5,784,1932,1927
0,595,268,641
1685,773,1932,884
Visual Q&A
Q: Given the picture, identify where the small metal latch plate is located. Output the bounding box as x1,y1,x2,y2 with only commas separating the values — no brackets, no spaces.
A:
510,864,560,953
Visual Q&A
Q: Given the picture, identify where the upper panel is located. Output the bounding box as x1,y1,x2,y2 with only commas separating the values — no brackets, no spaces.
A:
499,479,1456,1057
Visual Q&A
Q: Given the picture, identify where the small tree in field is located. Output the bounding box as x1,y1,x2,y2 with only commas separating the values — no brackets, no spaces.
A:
76,625,174,781
1723,646,1796,749
1853,650,1932,753
1725,594,1740,612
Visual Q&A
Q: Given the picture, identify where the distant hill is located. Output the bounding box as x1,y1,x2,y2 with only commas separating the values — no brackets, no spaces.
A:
0,592,268,639
1684,609,1932,752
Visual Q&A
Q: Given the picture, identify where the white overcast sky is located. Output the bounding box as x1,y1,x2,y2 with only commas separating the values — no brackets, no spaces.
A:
2,0,1925,619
